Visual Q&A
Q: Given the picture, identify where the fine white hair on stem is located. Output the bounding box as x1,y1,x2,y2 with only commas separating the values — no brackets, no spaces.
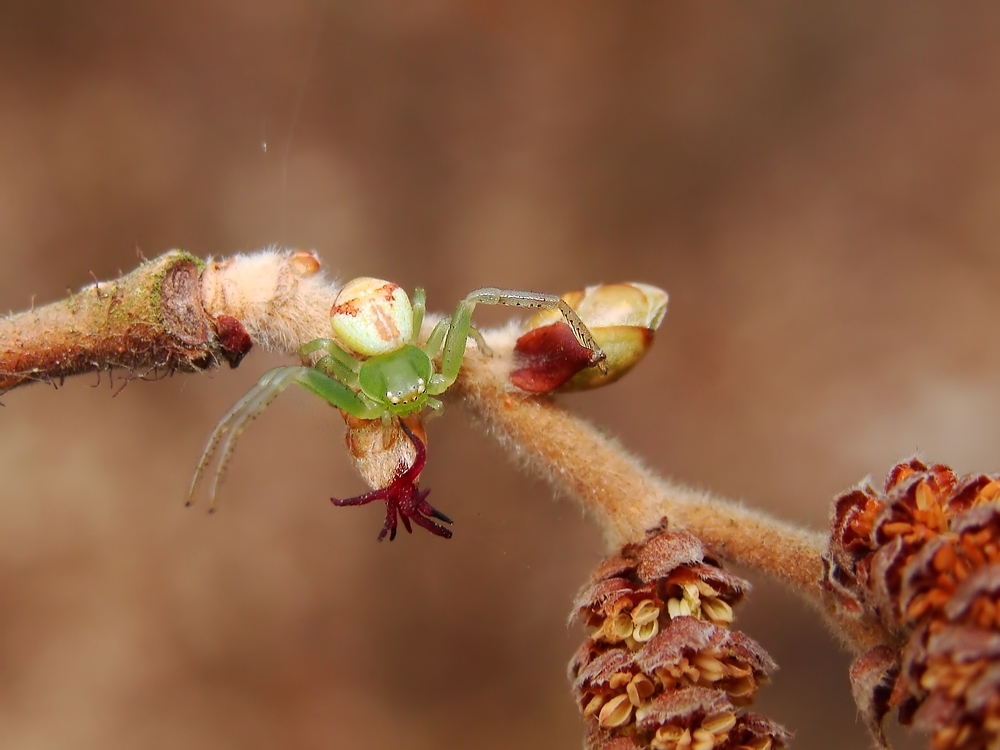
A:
200,247,340,354
452,344,890,655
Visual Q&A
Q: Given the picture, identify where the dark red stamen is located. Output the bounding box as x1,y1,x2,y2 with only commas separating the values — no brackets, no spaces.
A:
331,421,453,541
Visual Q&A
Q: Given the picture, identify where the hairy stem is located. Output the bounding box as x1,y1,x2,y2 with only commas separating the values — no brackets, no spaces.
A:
455,353,890,653
0,248,333,396
0,251,220,394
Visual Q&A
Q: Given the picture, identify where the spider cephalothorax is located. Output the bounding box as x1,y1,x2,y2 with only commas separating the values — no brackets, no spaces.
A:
189,277,606,539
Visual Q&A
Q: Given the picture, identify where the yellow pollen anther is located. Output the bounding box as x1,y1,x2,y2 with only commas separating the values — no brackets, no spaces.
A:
915,481,935,511
598,694,633,728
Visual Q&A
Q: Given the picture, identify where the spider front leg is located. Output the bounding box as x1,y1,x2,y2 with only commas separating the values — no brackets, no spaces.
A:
300,337,361,387
427,287,608,394
187,364,381,511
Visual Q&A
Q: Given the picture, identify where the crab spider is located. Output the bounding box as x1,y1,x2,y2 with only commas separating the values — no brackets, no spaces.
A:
188,277,607,537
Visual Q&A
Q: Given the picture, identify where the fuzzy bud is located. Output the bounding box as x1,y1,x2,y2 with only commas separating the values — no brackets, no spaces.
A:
511,282,667,393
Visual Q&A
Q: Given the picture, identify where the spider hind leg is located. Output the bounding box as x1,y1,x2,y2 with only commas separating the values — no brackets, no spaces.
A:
187,366,312,512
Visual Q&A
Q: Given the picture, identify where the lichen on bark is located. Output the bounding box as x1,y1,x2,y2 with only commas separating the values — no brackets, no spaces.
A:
0,250,239,394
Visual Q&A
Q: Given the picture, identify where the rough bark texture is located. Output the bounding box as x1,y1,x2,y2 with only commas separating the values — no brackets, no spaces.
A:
0,251,243,395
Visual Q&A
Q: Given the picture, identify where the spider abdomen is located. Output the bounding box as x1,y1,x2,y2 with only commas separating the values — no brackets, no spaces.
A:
331,277,413,356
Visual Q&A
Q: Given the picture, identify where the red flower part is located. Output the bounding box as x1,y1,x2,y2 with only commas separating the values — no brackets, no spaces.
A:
331,420,453,541
510,321,598,393
213,314,254,367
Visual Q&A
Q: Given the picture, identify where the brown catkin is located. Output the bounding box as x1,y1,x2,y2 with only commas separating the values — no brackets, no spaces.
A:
825,458,1000,749
570,526,791,750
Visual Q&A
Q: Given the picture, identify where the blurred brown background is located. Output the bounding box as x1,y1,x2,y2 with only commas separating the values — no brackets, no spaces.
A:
1,2,998,748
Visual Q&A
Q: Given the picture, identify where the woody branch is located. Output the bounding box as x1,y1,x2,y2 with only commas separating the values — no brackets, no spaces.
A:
0,248,888,655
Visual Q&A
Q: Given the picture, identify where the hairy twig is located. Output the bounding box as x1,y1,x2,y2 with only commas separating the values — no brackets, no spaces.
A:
0,248,333,395
0,251,213,393
0,248,889,657
454,352,890,655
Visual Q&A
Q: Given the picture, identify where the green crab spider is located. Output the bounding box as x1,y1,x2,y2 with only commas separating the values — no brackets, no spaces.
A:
187,277,607,536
